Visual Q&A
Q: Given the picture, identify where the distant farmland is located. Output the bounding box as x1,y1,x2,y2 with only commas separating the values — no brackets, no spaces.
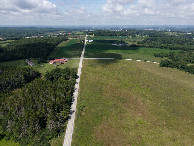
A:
85,39,179,62
72,60,194,145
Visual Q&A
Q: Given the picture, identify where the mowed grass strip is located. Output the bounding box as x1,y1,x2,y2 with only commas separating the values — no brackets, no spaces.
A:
72,60,194,145
85,40,178,62
50,39,83,58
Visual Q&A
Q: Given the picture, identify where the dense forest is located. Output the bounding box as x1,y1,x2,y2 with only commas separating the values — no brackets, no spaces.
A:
0,37,66,62
0,67,77,145
0,66,41,97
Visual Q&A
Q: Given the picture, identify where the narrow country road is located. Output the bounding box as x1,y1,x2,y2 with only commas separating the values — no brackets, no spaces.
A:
63,35,87,146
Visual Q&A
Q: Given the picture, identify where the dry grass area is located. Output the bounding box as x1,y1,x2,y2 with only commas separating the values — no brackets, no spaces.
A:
72,60,194,146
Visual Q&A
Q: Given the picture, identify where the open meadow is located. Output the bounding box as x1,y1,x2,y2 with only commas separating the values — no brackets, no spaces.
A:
72,60,194,145
85,39,179,62
50,39,83,58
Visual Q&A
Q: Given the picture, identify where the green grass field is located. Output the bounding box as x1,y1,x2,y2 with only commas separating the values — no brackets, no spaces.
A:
85,40,178,62
72,60,194,145
49,134,64,146
50,39,83,58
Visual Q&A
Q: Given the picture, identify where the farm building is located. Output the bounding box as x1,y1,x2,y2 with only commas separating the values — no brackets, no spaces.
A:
26,59,35,66
49,59,67,64
87,40,93,43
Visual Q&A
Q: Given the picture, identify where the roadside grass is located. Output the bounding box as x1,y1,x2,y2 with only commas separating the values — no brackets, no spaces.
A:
49,134,64,146
72,60,194,145
50,39,83,58
85,40,178,62
0,59,79,77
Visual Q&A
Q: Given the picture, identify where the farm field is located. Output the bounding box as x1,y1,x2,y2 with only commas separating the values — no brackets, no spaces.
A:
87,36,145,41
72,60,194,145
50,39,83,58
85,40,178,62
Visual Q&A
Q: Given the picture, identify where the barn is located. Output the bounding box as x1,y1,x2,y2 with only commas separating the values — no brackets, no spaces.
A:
49,59,67,64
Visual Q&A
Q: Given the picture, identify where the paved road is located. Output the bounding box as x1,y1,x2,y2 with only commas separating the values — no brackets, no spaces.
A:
84,58,114,59
63,35,87,146
64,58,115,60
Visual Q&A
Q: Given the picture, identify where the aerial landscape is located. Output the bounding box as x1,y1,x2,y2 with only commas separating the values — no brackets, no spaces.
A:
0,0,194,146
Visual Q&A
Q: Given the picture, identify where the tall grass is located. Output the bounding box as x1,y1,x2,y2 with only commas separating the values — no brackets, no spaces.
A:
72,60,194,145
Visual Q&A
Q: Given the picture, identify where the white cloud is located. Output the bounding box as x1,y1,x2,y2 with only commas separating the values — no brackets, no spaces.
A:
0,0,61,25
0,0,56,14
101,0,194,25
0,0,194,25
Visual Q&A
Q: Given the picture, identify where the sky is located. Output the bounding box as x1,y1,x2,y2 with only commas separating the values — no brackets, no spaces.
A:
0,0,194,26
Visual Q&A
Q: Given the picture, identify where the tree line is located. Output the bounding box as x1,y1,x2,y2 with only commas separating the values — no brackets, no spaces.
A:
90,29,164,37
0,37,66,62
140,35,194,51
0,27,70,40
155,52,194,74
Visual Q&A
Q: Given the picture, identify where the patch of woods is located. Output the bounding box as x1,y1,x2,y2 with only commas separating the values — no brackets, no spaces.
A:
155,52,194,74
140,35,194,50
138,32,194,74
0,37,66,62
0,67,77,145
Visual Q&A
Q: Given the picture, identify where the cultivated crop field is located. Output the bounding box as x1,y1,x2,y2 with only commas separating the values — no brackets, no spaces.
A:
85,40,178,62
72,60,194,145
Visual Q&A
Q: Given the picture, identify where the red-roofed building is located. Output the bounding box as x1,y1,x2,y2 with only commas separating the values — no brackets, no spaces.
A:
49,59,67,64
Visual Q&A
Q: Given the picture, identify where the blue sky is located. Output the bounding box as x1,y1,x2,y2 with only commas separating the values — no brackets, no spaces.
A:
0,0,194,26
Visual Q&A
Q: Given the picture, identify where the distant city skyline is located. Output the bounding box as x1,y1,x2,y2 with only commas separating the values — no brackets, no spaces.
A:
0,0,194,26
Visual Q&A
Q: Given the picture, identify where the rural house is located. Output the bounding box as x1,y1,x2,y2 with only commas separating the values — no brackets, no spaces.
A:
49,59,68,64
